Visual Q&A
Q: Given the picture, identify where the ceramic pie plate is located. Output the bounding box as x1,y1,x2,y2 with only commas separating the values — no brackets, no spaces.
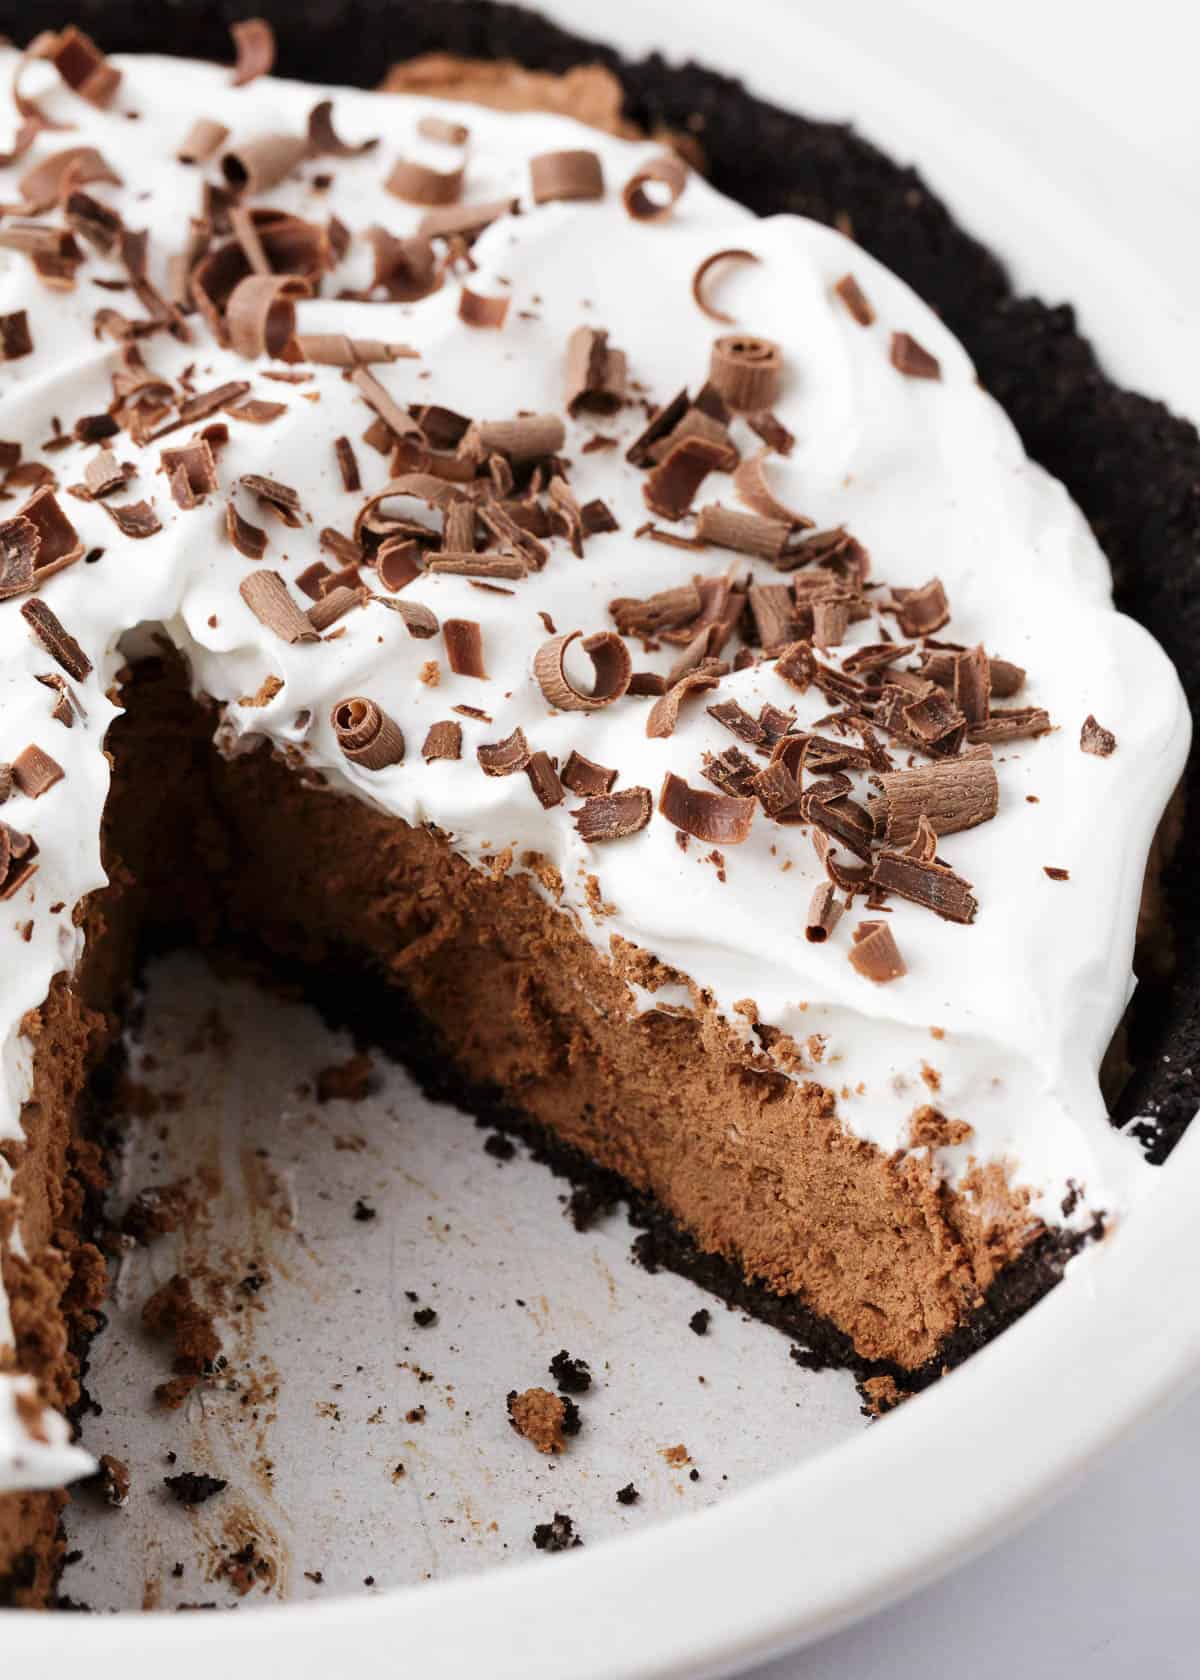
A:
6,2,1200,1674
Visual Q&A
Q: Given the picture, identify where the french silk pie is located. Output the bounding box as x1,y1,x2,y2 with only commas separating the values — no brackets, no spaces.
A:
0,9,1194,1607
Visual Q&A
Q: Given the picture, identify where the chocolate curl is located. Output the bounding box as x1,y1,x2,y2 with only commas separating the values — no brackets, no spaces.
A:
564,326,626,417
562,751,616,796
239,571,319,644
459,415,565,465
19,145,121,210
14,485,84,581
307,99,378,158
417,115,469,145
365,227,440,301
0,516,38,599
622,153,688,221
293,334,416,367
646,664,725,739
307,587,361,632
177,118,229,165
230,18,275,86
534,630,632,713
848,921,906,984
225,273,311,358
834,274,874,326
21,596,92,678
694,503,790,560
573,787,652,843
331,696,405,770
369,595,439,639
806,882,843,944
732,450,812,529
386,156,464,206
443,617,486,677
43,25,121,107
526,751,564,809
643,435,736,522
422,720,462,762
893,578,950,638
221,134,308,196
0,822,39,898
691,249,759,325
0,310,32,361
529,149,605,204
458,287,509,329
659,772,755,845
708,334,784,411
477,727,531,777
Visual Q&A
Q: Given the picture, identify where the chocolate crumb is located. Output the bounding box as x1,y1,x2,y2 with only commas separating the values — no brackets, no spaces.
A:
507,1388,579,1454
1080,714,1117,757
548,1350,591,1394
689,1308,710,1336
531,1512,582,1552
163,1471,226,1507
1044,866,1070,881
413,1307,438,1328
615,1484,640,1506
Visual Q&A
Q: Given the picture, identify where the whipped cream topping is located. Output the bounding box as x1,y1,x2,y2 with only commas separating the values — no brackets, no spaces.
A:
0,50,1188,1490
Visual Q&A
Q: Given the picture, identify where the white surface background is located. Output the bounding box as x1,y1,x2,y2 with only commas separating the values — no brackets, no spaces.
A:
723,2,1200,1675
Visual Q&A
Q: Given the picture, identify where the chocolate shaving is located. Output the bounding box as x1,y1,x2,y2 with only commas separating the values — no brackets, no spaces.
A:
307,99,377,158
1080,714,1117,757
331,696,404,770
732,450,811,529
848,920,906,983
892,578,950,638
443,617,486,678
573,787,652,843
20,597,91,679
708,334,783,411
526,751,564,809
645,662,725,738
806,881,844,944
580,498,618,536
376,538,423,592
226,398,287,425
460,415,565,465
19,146,121,211
870,847,977,925
750,758,801,818
899,685,965,756
226,498,268,559
226,272,309,358
530,149,604,204
161,439,218,502
749,582,799,654
967,707,1052,745
242,473,302,527
643,435,735,521
561,751,617,797
367,595,439,638
293,334,416,367
230,18,275,86
221,134,308,196
691,249,759,324
177,118,229,166
307,586,360,632
844,641,914,676
1044,866,1070,882
386,155,464,207
659,772,754,845
12,486,84,583
296,561,331,599
0,821,38,898
41,25,120,107
239,571,319,644
621,153,688,221
833,274,874,326
36,672,75,726
0,516,38,599
564,327,626,417
702,746,759,798
746,410,795,455
422,721,462,762
625,389,689,468
177,382,252,427
12,743,63,799
427,553,526,580
610,582,702,637
802,783,876,863
890,332,941,380
349,367,424,450
694,503,790,560
477,727,531,777
83,448,126,498
707,698,767,749
97,497,158,537
458,287,510,329
333,435,360,494
812,595,851,649
875,752,998,845
534,631,632,712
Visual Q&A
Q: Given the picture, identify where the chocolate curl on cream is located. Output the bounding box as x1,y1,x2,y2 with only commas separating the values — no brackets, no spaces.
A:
691,249,759,324
307,99,378,158
529,149,604,203
458,287,510,329
848,921,906,983
331,697,405,770
230,18,275,86
459,414,565,465
732,450,813,528
534,631,632,712
806,882,844,944
177,118,229,165
659,772,755,845
225,273,310,358
573,787,652,842
386,156,464,206
221,135,308,197
708,334,784,411
622,153,688,221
